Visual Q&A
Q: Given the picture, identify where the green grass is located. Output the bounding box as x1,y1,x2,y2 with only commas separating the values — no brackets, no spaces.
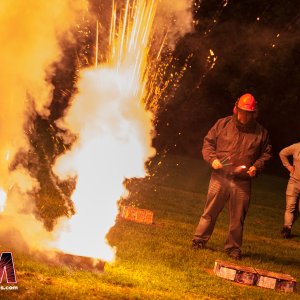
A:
1,154,300,299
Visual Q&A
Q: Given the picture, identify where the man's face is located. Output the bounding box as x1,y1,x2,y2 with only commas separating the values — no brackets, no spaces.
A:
237,109,256,124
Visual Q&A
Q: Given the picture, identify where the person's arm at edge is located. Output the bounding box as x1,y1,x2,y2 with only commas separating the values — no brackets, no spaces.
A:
279,144,296,173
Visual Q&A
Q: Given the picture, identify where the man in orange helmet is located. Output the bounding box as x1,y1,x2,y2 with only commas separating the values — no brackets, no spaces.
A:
192,93,272,260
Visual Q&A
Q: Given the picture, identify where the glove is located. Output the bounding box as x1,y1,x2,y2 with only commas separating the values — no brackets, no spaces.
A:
212,159,223,170
247,166,257,177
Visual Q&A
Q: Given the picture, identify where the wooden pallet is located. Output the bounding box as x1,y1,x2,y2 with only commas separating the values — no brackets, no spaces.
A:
119,205,154,224
214,260,296,292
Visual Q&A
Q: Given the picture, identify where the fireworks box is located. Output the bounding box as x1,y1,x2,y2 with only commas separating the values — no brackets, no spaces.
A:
214,260,257,286
255,268,296,292
214,260,296,292
119,205,154,224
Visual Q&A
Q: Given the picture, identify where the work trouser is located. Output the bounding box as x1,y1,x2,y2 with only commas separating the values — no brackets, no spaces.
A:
194,172,251,252
284,178,300,228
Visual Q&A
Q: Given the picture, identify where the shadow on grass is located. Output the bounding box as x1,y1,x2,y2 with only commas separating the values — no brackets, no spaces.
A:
289,234,300,239
243,251,300,269
191,245,217,252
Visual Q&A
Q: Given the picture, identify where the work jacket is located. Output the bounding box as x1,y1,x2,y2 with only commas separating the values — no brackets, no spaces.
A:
202,115,272,179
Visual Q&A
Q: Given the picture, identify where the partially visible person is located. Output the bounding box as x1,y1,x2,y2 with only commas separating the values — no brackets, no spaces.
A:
192,93,272,260
279,143,300,238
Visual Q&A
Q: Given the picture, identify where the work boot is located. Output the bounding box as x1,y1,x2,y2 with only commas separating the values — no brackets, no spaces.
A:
281,226,291,239
192,239,205,250
226,249,242,261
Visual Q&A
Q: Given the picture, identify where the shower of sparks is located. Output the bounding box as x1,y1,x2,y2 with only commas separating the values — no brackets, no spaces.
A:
107,0,157,98
91,0,192,113
53,0,191,261
207,49,217,70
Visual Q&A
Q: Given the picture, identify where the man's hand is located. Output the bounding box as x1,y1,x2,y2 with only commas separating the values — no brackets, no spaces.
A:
247,166,257,177
212,159,223,170
287,165,295,175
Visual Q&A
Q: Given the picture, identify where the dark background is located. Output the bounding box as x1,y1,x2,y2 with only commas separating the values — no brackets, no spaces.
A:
153,0,300,177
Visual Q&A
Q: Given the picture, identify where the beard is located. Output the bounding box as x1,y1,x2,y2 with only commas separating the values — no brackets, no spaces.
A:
233,114,257,133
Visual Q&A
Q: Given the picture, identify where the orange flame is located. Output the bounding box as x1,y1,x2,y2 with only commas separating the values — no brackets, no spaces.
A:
0,189,6,213
52,0,157,261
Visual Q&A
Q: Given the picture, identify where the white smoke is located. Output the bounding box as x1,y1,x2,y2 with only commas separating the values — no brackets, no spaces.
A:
0,0,87,251
53,66,155,260
156,0,194,49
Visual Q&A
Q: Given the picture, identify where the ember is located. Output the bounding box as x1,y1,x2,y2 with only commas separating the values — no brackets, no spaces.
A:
233,165,247,172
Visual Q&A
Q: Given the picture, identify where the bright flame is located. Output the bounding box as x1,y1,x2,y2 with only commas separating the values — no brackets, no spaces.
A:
5,150,10,161
53,0,157,261
0,0,87,253
0,189,6,213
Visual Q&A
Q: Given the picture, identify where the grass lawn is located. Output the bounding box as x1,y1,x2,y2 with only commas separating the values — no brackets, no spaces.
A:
1,154,299,299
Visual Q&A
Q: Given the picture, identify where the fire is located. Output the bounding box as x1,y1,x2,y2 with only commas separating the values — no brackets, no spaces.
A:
0,149,10,211
0,189,6,213
5,150,10,161
52,0,157,261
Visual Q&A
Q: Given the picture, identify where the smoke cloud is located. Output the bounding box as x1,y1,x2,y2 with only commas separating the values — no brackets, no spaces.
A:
156,0,194,49
0,0,87,252
0,0,194,261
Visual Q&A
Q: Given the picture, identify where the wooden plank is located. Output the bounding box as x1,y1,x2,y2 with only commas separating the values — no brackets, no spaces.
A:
255,268,296,281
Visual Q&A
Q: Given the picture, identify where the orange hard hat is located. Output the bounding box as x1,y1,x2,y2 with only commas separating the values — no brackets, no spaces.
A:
237,93,257,111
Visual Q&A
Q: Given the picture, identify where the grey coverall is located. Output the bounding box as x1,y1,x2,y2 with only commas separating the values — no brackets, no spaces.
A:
194,116,272,253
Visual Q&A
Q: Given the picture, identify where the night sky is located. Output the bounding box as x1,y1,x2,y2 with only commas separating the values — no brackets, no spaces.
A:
154,0,300,176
